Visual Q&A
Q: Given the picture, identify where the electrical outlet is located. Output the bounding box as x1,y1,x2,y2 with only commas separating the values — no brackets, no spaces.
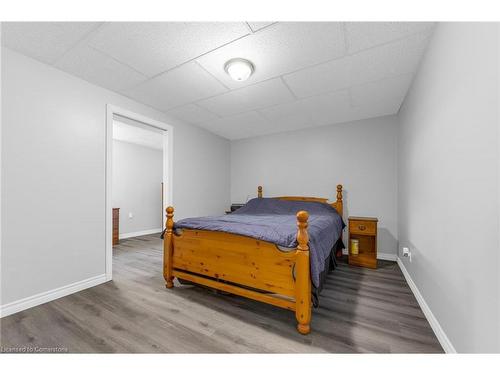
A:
402,247,412,262
128,212,133,219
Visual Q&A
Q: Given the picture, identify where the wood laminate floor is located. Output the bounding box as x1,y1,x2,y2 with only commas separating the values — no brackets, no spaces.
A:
0,234,443,353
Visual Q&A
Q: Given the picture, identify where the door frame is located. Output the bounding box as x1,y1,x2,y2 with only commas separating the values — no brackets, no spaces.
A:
105,104,174,281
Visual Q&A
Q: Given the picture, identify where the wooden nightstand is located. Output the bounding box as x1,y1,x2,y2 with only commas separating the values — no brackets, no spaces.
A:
348,216,378,269
112,208,120,246
226,203,245,214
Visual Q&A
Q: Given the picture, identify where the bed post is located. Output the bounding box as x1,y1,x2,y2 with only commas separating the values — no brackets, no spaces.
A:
164,206,175,288
257,185,263,198
336,184,343,217
295,210,312,334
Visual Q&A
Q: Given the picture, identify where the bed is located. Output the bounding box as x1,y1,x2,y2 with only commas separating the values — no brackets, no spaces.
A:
163,185,344,334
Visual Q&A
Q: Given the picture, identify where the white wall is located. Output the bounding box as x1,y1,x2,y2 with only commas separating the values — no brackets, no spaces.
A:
112,139,163,236
1,48,230,309
231,115,398,258
398,23,499,352
0,27,3,311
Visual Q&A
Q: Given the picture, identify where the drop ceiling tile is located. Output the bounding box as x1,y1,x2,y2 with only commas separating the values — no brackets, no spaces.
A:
198,111,271,140
283,29,432,99
350,74,414,109
261,90,355,128
197,78,295,117
300,90,353,126
123,61,228,111
259,109,316,134
196,22,346,89
246,22,277,32
1,22,101,64
283,57,352,98
349,30,433,86
55,45,148,92
263,117,318,135
166,104,220,125
258,100,314,127
263,86,402,132
345,22,435,53
350,96,404,121
261,115,318,137
299,84,406,128
3,21,434,140
88,22,250,77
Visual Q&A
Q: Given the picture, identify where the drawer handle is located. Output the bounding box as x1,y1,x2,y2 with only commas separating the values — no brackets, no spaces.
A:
358,225,366,231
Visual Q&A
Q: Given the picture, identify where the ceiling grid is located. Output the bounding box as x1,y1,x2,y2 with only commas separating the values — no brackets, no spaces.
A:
2,22,435,139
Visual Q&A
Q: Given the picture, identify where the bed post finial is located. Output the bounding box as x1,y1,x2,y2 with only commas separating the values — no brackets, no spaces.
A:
335,184,343,217
258,186,263,198
166,206,174,228
295,210,311,335
164,206,175,288
336,184,343,202
296,211,309,250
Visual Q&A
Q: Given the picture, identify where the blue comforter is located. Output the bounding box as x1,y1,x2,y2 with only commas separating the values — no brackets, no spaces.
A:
174,198,345,288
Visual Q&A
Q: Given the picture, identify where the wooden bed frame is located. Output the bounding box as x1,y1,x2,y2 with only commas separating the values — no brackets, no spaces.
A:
163,184,343,334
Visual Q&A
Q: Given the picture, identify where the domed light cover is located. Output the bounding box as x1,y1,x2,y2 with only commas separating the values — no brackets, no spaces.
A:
224,58,254,82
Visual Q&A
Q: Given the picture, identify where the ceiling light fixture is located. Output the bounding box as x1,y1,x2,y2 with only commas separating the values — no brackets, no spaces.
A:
224,58,254,82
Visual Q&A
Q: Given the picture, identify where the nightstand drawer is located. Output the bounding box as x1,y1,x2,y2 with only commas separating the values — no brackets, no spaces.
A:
349,220,376,235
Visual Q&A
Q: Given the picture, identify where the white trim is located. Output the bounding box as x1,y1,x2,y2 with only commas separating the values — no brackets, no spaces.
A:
497,24,500,345
162,129,171,230
0,274,107,318
106,105,173,282
119,228,162,239
397,258,456,353
106,106,113,281
0,29,3,315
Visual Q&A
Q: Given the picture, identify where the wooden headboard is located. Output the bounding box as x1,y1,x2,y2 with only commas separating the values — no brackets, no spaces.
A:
257,185,343,217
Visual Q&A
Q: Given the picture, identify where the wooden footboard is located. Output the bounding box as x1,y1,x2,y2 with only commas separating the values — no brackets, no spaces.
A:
163,208,312,334
163,184,343,335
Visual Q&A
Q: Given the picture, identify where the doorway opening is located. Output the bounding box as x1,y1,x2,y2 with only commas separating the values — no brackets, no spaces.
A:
105,105,173,281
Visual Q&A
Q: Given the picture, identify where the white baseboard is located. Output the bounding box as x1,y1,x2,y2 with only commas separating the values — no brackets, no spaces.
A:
0,274,107,318
119,228,162,239
397,258,456,353
341,249,397,261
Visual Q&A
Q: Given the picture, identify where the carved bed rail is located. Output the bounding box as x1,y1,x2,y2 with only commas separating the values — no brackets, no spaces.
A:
257,184,343,217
